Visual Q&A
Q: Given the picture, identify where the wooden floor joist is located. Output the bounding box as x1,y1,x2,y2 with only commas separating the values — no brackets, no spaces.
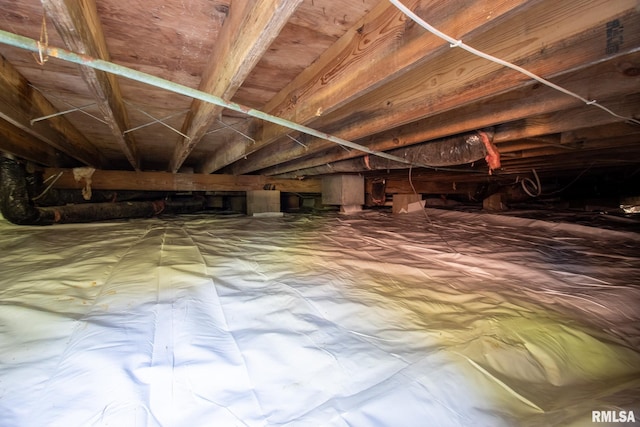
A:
42,0,140,170
0,54,105,167
169,0,303,173
267,50,640,178
197,0,528,174
0,118,64,166
239,0,640,176
0,0,638,194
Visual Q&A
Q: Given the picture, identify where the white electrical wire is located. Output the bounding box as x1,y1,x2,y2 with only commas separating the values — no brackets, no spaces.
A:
388,0,640,126
32,171,63,201
520,168,542,197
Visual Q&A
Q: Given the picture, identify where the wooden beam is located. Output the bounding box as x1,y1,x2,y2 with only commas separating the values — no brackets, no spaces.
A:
234,0,640,175
561,122,640,145
169,0,303,173
0,54,105,167
502,135,640,162
494,94,640,144
503,162,640,179
0,118,63,166
42,0,139,170
387,181,480,196
197,0,529,173
318,0,640,145
367,137,640,191
265,49,640,178
497,138,568,155
42,169,321,193
500,156,640,175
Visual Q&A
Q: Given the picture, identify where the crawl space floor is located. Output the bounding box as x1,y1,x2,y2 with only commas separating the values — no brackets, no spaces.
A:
0,208,639,426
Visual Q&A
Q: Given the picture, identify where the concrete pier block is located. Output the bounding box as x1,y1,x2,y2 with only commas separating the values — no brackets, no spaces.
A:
247,190,281,216
322,175,364,208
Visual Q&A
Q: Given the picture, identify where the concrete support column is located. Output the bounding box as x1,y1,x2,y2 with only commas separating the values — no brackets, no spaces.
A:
246,190,281,216
322,175,364,213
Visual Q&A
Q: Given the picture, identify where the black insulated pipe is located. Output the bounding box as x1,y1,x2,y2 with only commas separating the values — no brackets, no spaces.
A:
0,157,204,225
0,156,54,225
40,200,166,225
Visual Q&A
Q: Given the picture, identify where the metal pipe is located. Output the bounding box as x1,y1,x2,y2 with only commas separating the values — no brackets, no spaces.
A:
0,29,431,170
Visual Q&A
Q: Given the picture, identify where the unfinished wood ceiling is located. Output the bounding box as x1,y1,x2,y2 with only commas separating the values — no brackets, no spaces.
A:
0,0,639,194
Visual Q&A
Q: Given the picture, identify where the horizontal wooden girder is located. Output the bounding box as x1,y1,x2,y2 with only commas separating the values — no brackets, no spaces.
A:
43,168,321,193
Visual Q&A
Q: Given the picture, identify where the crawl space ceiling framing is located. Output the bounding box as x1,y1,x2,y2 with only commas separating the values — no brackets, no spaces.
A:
0,0,639,203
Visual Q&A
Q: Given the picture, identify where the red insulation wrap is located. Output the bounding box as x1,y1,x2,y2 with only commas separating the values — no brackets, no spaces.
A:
478,130,501,174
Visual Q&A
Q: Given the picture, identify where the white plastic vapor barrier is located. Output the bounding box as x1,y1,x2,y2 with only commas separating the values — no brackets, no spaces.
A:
0,209,639,426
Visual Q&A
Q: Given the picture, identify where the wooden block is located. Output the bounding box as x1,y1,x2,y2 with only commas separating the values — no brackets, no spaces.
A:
393,194,423,214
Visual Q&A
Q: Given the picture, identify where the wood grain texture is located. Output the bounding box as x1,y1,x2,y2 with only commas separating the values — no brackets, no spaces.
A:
169,0,303,173
0,0,638,193
42,0,139,169
199,0,529,173
493,94,640,143
43,168,321,193
0,118,63,166
242,0,640,176
265,50,640,178
0,53,105,167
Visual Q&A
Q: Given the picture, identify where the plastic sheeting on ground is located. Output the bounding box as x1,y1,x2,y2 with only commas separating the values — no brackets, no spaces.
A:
0,209,639,427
